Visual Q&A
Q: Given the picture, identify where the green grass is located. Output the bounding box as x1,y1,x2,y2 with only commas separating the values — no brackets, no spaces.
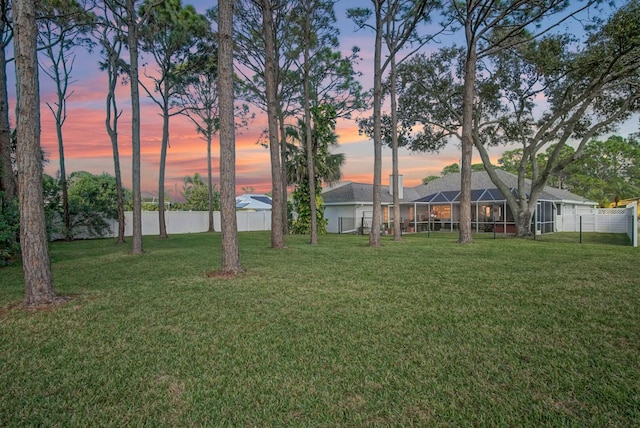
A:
1,232,639,426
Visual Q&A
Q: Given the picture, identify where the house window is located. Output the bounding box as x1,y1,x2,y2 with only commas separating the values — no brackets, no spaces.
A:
437,205,451,219
473,205,498,221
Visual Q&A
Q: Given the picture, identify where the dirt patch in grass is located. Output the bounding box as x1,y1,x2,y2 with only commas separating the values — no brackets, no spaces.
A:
1,295,73,316
206,269,246,279
23,295,72,312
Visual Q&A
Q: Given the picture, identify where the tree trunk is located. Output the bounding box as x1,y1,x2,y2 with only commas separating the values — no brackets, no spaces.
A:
273,24,288,238
112,149,126,244
102,21,126,245
369,1,383,247
389,52,401,241
42,19,75,242
475,138,536,239
15,0,59,308
158,105,169,239
278,114,289,236
55,118,71,241
0,40,16,200
218,0,242,274
459,17,476,245
106,85,126,244
303,0,317,245
262,0,285,248
515,205,532,237
115,173,125,243
207,133,215,232
127,0,143,254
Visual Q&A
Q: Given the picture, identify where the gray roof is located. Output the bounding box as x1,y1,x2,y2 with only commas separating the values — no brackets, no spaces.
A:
321,181,422,204
323,170,595,205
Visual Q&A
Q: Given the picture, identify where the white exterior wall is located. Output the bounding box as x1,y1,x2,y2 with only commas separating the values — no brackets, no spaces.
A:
324,205,357,233
325,203,401,233
324,203,377,233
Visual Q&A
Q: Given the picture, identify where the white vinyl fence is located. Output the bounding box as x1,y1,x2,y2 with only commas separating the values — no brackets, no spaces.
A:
106,210,271,237
625,202,638,247
562,203,637,247
52,211,272,240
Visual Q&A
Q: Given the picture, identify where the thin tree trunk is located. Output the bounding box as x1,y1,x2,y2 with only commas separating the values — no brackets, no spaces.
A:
219,0,242,273
44,41,73,241
278,114,289,235
101,4,126,244
273,31,288,238
41,22,75,242
459,17,475,245
390,52,401,241
127,0,143,254
0,40,16,200
303,0,317,245
158,105,169,239
262,0,285,248
369,0,383,247
114,156,125,243
105,68,125,244
207,133,215,232
15,0,59,307
55,118,71,241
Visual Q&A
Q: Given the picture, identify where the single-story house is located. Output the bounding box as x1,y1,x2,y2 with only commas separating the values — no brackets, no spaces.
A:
322,170,597,234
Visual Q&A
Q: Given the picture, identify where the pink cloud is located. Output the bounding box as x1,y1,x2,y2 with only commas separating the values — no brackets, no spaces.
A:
18,0,489,197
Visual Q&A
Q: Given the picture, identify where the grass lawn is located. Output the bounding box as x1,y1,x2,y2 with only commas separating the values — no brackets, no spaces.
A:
1,232,639,426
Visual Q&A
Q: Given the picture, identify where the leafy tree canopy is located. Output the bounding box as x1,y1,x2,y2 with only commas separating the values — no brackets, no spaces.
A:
497,135,640,207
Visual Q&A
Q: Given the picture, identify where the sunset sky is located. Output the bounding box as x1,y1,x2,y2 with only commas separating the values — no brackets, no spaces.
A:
7,1,637,199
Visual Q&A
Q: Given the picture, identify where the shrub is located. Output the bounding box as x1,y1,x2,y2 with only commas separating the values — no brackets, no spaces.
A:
0,193,19,266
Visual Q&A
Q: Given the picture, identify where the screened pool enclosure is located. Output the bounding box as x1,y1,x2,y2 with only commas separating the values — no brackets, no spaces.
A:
388,188,556,234
323,171,596,235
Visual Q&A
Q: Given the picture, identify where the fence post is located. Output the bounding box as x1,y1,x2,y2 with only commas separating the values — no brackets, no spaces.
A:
493,217,496,239
580,216,583,244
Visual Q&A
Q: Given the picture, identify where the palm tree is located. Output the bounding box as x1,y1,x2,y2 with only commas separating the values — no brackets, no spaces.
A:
182,172,206,192
285,108,344,234
285,120,344,187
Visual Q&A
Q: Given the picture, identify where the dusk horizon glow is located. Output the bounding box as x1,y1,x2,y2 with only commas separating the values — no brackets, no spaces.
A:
7,0,637,199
